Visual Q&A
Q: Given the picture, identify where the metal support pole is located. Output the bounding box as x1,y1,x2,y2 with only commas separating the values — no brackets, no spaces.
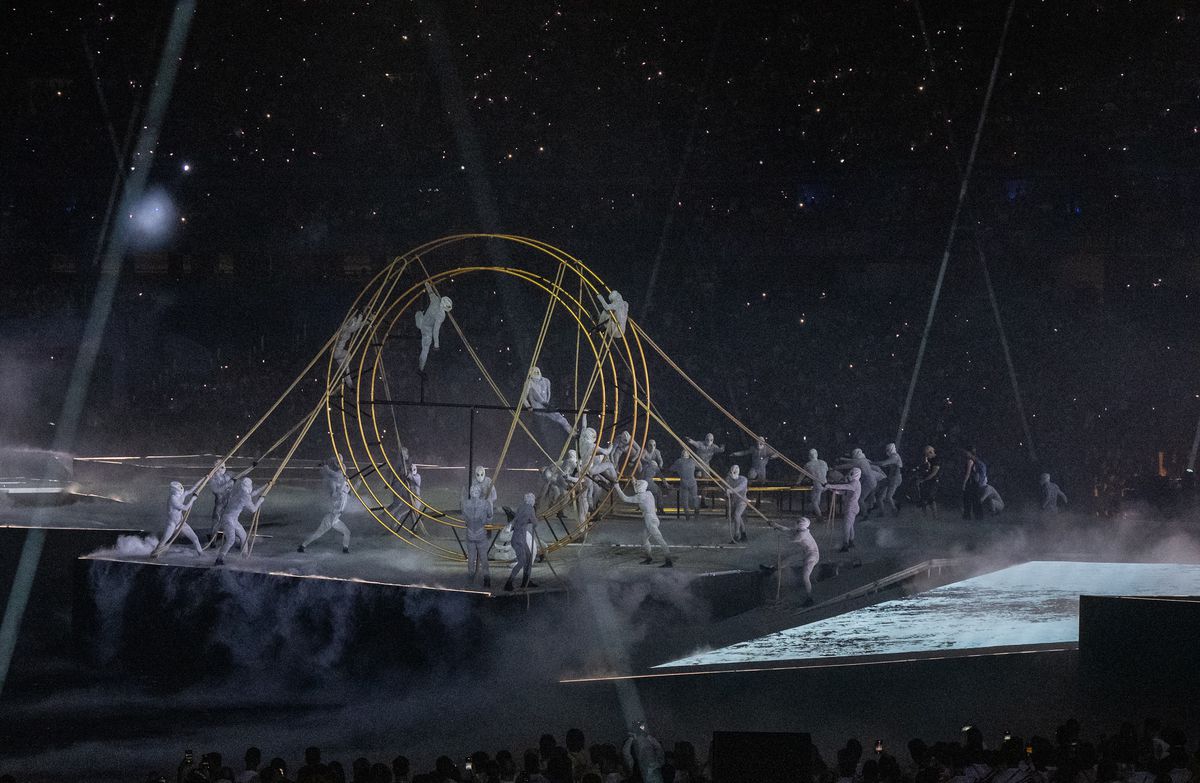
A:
468,407,476,493
368,398,593,414
450,526,467,558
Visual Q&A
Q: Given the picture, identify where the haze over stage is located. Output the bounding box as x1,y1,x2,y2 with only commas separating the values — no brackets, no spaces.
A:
658,560,1200,672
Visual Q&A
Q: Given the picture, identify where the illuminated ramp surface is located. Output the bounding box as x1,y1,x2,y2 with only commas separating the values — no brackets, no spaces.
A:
659,561,1200,670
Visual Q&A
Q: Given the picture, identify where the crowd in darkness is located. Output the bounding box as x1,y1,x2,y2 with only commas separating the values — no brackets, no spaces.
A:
6,715,1193,783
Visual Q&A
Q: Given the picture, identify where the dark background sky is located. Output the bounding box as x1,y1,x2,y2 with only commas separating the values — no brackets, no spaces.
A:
1,1,1198,502
3,0,1195,266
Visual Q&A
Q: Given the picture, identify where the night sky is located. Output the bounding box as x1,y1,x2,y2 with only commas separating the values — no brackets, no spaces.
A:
2,1,1199,496
3,1,1196,263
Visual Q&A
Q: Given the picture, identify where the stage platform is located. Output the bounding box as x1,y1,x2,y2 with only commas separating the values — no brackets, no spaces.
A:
10,454,1016,603
72,523,770,681
45,493,989,681
15,456,1200,687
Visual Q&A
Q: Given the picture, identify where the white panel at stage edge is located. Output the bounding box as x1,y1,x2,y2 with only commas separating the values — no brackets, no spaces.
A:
659,561,1200,668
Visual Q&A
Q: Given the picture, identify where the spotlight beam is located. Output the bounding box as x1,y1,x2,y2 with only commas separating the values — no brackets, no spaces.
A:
0,0,196,698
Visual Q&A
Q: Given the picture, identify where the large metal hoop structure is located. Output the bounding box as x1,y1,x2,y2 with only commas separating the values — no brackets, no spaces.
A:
324,234,653,560
152,235,817,563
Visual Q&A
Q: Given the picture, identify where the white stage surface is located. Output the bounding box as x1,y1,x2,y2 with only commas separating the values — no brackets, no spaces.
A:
656,561,1200,672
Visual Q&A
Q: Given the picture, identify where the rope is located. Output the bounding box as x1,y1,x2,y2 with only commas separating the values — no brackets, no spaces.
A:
239,261,410,556
151,323,348,556
630,322,819,486
912,0,1035,462
641,13,724,323
242,261,408,555
348,261,615,548
434,280,561,468
243,402,325,555
591,321,770,525
624,365,773,526
378,364,407,461
491,259,567,486
407,259,600,574
895,0,1018,447
574,276,582,411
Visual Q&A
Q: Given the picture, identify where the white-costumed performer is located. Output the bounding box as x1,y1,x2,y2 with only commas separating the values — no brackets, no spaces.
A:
765,516,821,606
824,466,862,553
612,479,673,567
161,478,206,554
298,464,358,554
214,477,267,566
726,463,750,543
504,492,540,591
524,366,573,435
414,281,453,372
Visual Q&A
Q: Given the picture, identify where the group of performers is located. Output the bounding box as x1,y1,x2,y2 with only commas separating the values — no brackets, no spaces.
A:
158,461,267,566
153,431,896,604
149,279,1080,612
156,282,905,608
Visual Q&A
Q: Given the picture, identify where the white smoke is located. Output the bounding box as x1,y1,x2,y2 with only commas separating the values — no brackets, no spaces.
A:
113,534,158,556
